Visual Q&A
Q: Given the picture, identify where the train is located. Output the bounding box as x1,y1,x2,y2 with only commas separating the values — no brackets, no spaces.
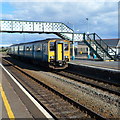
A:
7,38,70,69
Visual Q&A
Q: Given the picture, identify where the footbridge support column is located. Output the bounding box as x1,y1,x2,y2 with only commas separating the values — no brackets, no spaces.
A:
72,33,75,60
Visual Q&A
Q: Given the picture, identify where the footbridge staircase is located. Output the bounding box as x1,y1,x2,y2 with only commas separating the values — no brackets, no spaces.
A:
57,32,117,61
0,20,116,60
83,33,116,61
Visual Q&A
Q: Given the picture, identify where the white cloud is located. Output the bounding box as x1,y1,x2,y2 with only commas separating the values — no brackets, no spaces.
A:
8,2,117,23
0,14,14,19
0,1,119,45
2,0,120,2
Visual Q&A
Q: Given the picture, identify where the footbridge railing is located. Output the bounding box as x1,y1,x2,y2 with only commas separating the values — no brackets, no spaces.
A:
0,20,73,33
0,20,84,42
0,20,116,60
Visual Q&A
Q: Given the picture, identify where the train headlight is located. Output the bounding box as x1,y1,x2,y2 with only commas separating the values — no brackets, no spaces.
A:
64,56,68,58
50,56,54,59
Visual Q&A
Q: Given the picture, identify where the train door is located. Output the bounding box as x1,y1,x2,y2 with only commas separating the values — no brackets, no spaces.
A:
55,40,64,61
57,43,63,60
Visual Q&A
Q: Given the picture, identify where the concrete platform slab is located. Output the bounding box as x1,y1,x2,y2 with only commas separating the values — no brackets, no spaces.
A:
1,67,33,119
70,60,120,71
0,62,54,120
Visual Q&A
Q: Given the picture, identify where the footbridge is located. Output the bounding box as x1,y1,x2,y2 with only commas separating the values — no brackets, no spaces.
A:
0,20,116,60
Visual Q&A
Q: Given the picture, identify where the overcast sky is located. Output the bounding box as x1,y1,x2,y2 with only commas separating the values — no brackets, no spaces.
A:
0,0,119,46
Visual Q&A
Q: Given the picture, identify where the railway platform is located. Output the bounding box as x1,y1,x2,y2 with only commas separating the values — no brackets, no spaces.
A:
68,59,120,84
0,63,53,119
0,67,33,119
70,59,119,71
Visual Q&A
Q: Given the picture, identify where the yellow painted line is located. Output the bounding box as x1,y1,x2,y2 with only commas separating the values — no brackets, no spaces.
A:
105,60,110,62
0,63,54,119
0,83,15,119
105,60,114,62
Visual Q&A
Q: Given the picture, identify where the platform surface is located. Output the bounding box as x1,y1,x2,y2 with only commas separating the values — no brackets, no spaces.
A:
0,63,51,119
69,59,120,71
0,67,33,119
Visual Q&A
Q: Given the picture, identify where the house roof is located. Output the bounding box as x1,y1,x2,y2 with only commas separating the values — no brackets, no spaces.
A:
77,38,120,47
117,40,120,47
102,38,120,47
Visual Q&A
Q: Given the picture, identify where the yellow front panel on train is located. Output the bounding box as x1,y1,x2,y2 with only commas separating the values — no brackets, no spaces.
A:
58,44,62,60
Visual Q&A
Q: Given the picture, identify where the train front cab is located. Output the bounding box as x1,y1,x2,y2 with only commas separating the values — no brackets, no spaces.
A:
48,39,70,69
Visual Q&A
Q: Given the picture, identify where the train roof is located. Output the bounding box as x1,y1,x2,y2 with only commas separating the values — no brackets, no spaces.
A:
11,38,68,46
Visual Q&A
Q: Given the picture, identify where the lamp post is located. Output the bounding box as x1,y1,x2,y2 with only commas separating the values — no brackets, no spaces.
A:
67,22,75,60
86,18,89,34
23,33,26,42
86,18,90,59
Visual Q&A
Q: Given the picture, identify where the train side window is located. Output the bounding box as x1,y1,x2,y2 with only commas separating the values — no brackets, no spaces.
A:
64,42,68,51
50,42,55,51
43,44,46,52
15,46,18,52
26,47,30,51
36,47,40,52
29,46,32,51
19,46,24,51
35,44,41,52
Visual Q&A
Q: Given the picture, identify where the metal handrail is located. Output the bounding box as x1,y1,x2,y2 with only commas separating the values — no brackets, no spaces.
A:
84,33,116,60
87,33,116,56
95,33,116,54
83,33,103,60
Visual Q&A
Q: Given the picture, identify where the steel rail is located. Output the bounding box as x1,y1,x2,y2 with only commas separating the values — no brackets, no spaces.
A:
2,58,107,120
54,70,120,96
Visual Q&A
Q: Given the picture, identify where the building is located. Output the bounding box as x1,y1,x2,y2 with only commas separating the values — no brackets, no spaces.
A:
74,38,120,58
102,38,120,54
117,40,120,54
74,41,88,58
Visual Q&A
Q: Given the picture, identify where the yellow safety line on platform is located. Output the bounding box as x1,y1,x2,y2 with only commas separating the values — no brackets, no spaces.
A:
105,60,114,62
0,83,15,120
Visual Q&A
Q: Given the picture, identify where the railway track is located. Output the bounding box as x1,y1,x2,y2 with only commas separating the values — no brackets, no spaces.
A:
2,58,107,119
54,69,120,96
